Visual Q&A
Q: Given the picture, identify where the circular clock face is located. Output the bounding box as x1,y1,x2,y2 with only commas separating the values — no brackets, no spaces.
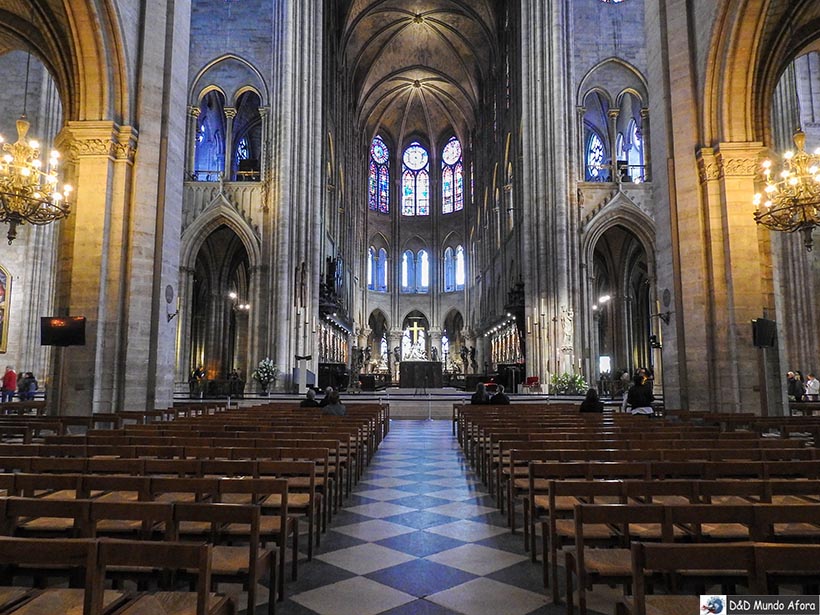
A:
403,143,428,170
371,137,389,164
165,284,174,304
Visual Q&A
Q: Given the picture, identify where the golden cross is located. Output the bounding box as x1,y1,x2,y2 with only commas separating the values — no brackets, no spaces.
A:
407,321,425,344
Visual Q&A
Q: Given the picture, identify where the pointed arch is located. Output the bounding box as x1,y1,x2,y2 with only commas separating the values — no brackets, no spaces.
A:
189,54,270,106
181,195,262,270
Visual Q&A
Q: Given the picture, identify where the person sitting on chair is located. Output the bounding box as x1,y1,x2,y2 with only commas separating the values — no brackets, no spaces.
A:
579,388,604,413
470,382,490,405
490,384,510,405
321,391,347,416
300,389,320,408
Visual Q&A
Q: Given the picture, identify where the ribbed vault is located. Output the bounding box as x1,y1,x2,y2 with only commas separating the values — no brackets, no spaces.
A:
342,0,497,144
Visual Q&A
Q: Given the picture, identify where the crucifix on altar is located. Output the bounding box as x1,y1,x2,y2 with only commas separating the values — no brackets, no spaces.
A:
403,318,427,360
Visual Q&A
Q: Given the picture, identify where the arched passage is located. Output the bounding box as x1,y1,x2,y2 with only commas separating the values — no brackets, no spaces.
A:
190,225,251,385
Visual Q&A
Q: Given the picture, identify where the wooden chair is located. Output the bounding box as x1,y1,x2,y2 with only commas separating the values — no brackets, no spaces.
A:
564,503,668,615
174,502,276,615
617,542,760,615
216,477,293,601
0,536,128,615
258,459,320,560
93,539,234,615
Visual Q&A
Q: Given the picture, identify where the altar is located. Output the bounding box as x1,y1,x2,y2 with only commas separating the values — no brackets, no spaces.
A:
399,361,443,389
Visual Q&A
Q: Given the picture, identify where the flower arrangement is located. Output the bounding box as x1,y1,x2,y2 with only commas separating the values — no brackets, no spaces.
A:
252,358,279,391
549,372,588,395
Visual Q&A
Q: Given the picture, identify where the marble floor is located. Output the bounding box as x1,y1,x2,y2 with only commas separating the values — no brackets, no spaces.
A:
257,419,610,615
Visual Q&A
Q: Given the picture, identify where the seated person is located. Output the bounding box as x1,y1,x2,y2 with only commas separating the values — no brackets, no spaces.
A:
321,391,347,416
579,388,604,413
300,389,320,407
626,374,654,416
490,384,510,405
318,386,334,407
470,382,490,405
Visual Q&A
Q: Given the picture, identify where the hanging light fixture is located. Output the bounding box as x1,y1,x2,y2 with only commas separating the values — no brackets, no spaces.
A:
0,46,72,244
753,129,820,251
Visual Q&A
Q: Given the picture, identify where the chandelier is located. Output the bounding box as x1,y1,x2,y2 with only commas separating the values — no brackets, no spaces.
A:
0,43,71,245
0,115,72,244
753,129,820,251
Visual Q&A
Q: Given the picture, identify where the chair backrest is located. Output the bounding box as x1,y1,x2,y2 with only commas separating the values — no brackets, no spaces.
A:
94,539,212,615
88,500,174,540
631,542,761,615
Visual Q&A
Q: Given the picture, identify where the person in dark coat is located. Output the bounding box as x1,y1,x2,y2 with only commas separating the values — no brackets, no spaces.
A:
490,384,510,405
321,391,347,416
300,389,320,408
579,388,604,413
470,382,490,405
626,374,654,415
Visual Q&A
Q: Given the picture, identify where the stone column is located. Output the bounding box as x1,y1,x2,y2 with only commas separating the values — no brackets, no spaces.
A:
429,327,442,364
607,108,620,181
186,106,200,179
223,107,237,180
258,107,269,182
639,108,651,182
520,0,574,383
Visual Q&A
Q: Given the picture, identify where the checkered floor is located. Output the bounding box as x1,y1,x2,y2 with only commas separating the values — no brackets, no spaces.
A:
260,419,610,615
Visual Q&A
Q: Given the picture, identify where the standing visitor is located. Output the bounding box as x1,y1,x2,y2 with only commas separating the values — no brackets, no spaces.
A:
805,373,819,402
1,366,17,403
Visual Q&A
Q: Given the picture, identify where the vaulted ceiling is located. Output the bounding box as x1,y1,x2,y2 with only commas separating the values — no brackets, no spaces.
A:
341,0,498,150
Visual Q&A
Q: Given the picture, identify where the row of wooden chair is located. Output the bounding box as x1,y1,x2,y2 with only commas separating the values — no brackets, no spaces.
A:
1,485,290,609
563,502,820,615
619,542,820,615
0,536,235,615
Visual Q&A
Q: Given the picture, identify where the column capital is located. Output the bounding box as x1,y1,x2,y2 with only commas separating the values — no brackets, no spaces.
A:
224,107,238,120
56,121,132,162
188,106,201,118
607,108,620,120
715,142,765,178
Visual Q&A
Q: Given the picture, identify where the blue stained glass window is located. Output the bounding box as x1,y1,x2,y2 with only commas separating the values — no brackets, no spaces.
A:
402,142,430,216
369,135,390,213
454,162,464,211
442,168,453,214
368,161,377,211
441,136,463,214
401,250,415,291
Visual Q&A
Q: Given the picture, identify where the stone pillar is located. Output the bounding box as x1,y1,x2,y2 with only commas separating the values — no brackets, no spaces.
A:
258,107,269,182
223,107,237,180
696,142,775,414
520,0,574,384
607,108,620,181
186,106,200,179
176,266,196,385
388,329,402,382
429,327,442,364
639,108,651,182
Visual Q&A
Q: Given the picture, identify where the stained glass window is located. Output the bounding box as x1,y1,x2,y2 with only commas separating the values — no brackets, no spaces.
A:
417,250,430,292
627,119,642,180
401,250,414,292
586,131,606,181
443,247,455,291
441,137,464,214
455,245,465,290
402,142,430,216
367,247,375,290
377,248,388,292
369,135,390,213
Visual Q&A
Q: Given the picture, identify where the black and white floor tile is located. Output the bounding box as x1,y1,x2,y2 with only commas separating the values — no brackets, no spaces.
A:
259,419,609,615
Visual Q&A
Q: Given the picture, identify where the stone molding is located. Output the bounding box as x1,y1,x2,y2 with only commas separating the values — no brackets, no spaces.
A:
56,121,139,163
696,143,764,183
